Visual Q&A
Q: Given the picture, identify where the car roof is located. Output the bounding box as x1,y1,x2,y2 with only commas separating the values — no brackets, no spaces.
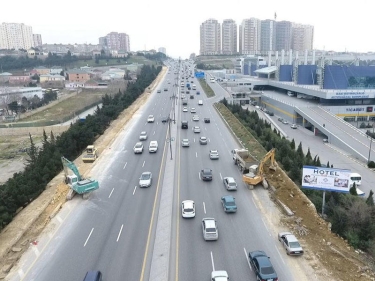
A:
282,233,299,242
200,136,207,139
182,138,189,141
142,171,151,176
182,200,194,207
135,142,143,145
202,217,216,226
141,131,147,134
202,168,212,173
150,141,157,144
222,195,235,202
210,149,218,152
225,177,235,182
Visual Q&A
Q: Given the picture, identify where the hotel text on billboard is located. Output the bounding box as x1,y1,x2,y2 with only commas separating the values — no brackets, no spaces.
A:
302,166,351,193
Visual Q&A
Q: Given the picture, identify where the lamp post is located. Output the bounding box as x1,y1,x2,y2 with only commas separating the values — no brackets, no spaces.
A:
368,127,374,164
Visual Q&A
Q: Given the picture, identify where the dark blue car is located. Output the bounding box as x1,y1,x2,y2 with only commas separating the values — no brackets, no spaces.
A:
248,251,278,281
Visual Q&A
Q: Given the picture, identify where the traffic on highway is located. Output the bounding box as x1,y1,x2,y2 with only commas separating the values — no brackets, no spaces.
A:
9,60,312,281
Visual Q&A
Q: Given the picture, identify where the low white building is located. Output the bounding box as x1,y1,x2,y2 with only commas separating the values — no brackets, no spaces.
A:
0,87,44,105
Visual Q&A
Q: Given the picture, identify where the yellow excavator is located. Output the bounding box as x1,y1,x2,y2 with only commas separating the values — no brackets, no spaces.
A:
242,148,277,189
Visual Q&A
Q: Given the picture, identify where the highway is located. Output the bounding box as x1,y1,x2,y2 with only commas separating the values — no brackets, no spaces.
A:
8,61,304,281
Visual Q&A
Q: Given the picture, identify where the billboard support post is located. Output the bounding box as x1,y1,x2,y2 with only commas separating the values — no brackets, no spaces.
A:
322,191,326,215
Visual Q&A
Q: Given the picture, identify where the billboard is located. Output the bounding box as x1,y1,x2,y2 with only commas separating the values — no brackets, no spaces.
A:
195,71,205,78
302,166,351,193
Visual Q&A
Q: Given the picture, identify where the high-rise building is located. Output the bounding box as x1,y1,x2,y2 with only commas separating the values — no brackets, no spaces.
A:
101,32,130,52
158,47,166,55
200,19,221,55
275,21,292,51
222,19,237,55
292,24,314,52
0,23,34,50
260,19,277,52
33,34,42,48
239,18,261,55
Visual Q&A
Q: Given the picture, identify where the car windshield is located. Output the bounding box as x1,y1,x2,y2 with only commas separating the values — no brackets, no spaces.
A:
225,201,235,206
184,208,194,212
141,174,150,180
135,144,142,148
261,266,275,275
206,227,216,233
289,241,301,248
228,182,236,186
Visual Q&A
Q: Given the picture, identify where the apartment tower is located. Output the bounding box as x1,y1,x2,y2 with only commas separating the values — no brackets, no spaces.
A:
292,24,314,52
275,21,292,51
260,19,277,52
200,19,221,55
222,19,237,55
33,34,42,48
105,32,130,51
0,23,34,50
239,18,261,55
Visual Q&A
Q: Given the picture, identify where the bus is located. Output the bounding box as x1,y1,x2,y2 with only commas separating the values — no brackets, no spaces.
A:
349,173,361,187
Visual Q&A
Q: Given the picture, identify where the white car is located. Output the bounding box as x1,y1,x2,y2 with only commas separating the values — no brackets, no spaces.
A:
282,120,289,124
181,200,195,218
190,107,197,113
193,126,201,133
147,115,155,123
181,139,190,147
223,177,237,190
139,131,148,141
198,100,203,105
133,142,144,154
211,271,229,281
291,124,297,129
209,150,219,160
149,141,158,153
183,107,188,112
139,172,152,188
192,115,199,121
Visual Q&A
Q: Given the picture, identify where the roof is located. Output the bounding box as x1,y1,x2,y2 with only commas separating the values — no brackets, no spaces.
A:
254,66,277,75
34,66,48,69
0,72,12,76
67,69,89,74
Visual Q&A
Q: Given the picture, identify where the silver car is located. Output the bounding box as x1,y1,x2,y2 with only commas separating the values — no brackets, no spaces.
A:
181,139,190,147
278,232,304,255
133,142,144,154
139,172,152,188
223,177,237,190
199,136,208,145
139,131,148,141
209,150,219,160
193,126,200,133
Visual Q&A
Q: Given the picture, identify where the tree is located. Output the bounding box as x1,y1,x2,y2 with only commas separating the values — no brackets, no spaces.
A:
26,133,38,166
290,139,295,150
327,161,330,168
349,182,358,196
316,156,321,167
297,142,304,158
366,190,374,206
7,101,19,114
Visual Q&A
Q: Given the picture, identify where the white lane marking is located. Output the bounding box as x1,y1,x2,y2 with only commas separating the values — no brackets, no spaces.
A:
275,245,285,264
84,228,94,247
108,188,114,198
219,173,223,180
194,138,196,142
196,152,198,158
198,172,201,180
211,251,215,272
203,202,206,214
244,248,252,271
56,215,63,223
153,131,156,135
32,246,40,257
133,186,137,195
251,196,257,208
18,269,25,278
117,224,124,242
123,162,127,169
208,138,210,142
142,160,145,167
261,218,270,235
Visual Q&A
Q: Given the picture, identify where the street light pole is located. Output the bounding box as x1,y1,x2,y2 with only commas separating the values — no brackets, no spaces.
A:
368,127,374,164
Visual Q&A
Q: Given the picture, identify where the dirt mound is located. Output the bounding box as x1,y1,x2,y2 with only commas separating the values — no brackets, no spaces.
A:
266,166,375,281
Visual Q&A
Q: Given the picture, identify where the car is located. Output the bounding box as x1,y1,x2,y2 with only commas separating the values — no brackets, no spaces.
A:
190,95,194,99
197,91,200,95
248,251,278,281
190,107,196,113
149,141,158,153
83,270,102,281
182,107,188,112
278,117,283,122
181,121,188,129
202,218,218,240
133,142,144,154
268,111,274,116
192,115,199,121
193,126,200,133
181,90,185,93
221,195,237,213
211,271,228,281
147,115,155,123
323,138,329,143
181,200,195,218
139,131,148,141
161,116,169,123
209,149,219,160
181,94,186,99
139,172,152,188
204,118,210,123
186,90,190,94
278,232,304,255
198,100,203,105
255,105,260,109
291,123,297,129
200,168,213,181
164,88,168,91
199,136,208,145
223,177,237,190
157,89,161,93
181,139,190,147
282,120,289,124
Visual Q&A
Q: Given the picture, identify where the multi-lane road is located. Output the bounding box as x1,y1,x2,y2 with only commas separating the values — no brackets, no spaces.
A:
9,61,310,281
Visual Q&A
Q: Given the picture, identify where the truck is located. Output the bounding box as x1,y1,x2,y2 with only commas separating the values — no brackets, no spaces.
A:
232,148,257,173
82,145,98,163
61,157,99,200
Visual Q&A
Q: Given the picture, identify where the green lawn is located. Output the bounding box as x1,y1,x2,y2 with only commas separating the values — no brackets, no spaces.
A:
67,56,158,69
198,79,215,97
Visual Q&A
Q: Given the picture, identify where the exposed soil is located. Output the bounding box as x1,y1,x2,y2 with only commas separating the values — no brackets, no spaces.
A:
0,67,167,278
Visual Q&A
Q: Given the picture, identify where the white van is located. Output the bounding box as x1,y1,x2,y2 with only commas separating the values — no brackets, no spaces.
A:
192,84,196,90
349,173,361,187
149,141,158,153
210,77,215,83
198,100,203,105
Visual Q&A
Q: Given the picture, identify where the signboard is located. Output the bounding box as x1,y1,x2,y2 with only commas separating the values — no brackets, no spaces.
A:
302,166,351,193
326,89,375,100
195,71,205,78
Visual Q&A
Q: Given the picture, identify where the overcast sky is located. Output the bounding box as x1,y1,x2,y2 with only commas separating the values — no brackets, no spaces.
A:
2,0,373,59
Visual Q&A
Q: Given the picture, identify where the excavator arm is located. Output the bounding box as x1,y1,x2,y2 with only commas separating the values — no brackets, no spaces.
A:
61,157,82,181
